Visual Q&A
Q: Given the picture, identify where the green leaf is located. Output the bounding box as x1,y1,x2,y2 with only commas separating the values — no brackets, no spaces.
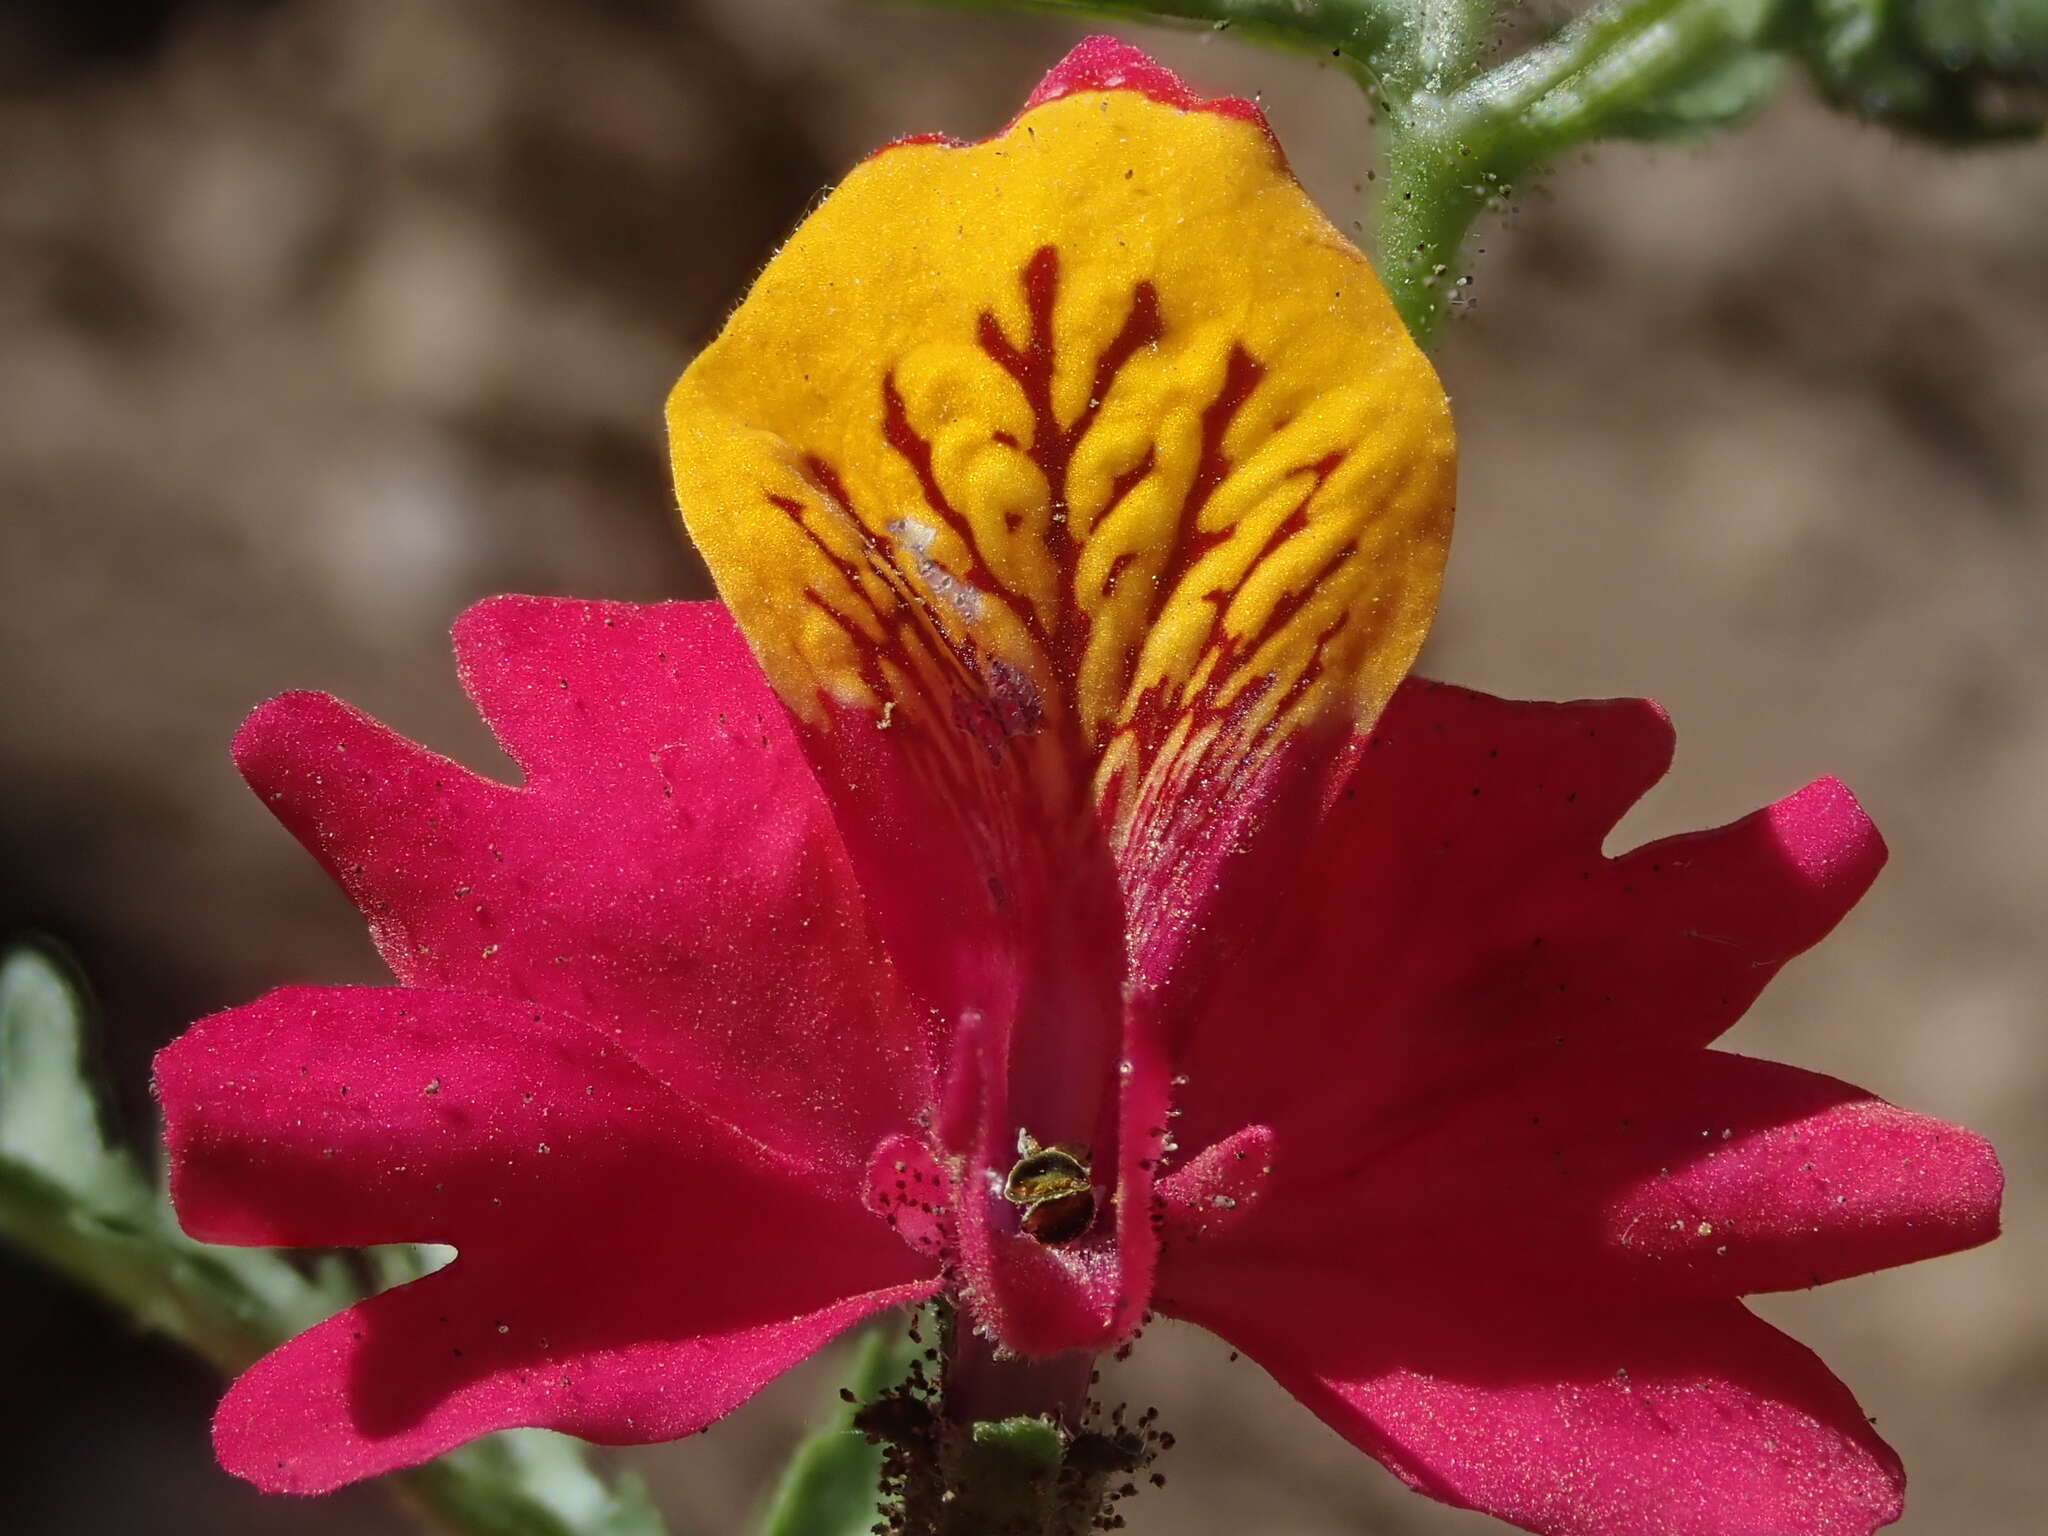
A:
1790,0,2046,138
0,944,134,1200
753,1323,922,1536
0,939,353,1367
1912,0,2048,77
754,1430,884,1536
1603,48,1788,137
403,1432,669,1536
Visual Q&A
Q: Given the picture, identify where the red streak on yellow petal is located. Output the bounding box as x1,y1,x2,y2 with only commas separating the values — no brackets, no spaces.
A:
667,82,1454,847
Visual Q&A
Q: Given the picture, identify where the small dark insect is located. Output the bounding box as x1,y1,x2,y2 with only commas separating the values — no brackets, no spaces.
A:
1003,1130,1097,1246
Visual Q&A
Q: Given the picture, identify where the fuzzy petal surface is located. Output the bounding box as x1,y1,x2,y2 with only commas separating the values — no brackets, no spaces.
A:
1166,1272,1905,1536
233,597,929,1172
1175,680,1888,1159
1160,1050,2000,1304
212,1255,925,1495
1147,678,1997,1532
158,986,938,1488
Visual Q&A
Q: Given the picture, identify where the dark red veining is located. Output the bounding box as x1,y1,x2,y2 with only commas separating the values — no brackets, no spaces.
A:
880,375,1039,647
761,245,1352,861
973,245,1164,677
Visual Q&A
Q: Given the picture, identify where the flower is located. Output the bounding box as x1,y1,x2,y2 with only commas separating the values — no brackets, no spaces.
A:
156,37,2001,1536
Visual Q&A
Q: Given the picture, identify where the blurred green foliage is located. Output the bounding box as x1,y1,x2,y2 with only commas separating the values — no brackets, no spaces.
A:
0,939,666,1536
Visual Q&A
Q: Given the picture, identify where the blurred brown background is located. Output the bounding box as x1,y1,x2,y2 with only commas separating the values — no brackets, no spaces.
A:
1,1,2041,1532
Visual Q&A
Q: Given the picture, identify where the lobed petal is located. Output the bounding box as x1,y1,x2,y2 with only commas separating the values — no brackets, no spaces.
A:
214,1244,931,1493
1589,1063,2003,1296
1163,1271,1905,1536
156,986,932,1263
1165,1049,2000,1304
1174,681,1886,1159
158,986,939,1490
233,599,930,1170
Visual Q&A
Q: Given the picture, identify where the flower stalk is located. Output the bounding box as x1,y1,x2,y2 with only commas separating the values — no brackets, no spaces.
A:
837,1305,1127,1536
1371,0,1781,338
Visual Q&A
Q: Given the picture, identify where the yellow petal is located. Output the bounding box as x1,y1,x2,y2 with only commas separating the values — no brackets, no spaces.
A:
667,63,1454,845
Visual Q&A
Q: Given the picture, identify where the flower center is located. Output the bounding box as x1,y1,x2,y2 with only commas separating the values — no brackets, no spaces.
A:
1002,1130,1097,1245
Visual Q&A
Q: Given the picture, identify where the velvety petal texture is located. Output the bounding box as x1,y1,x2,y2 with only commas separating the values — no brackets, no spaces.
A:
1167,1276,1906,1536
1148,679,2002,1536
160,987,936,1489
152,38,2001,1536
1173,681,1891,1161
233,597,932,1172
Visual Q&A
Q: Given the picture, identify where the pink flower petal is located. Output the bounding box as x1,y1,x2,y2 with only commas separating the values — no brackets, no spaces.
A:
870,34,1275,161
1155,1123,1275,1246
157,985,938,1489
1166,1050,1999,1303
156,985,927,1261
1595,1074,2003,1296
1174,681,1886,1159
232,598,932,1170
214,1256,930,1493
1164,1275,1904,1536
1020,36,1269,134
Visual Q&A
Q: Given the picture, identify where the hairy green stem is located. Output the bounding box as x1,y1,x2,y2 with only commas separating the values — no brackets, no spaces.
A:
1370,113,1490,342
1391,0,1496,95
1380,0,1780,338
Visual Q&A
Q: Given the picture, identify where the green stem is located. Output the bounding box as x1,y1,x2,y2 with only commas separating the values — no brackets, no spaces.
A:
1379,0,1779,339
1448,0,1775,155
1391,0,1497,96
1371,103,1491,343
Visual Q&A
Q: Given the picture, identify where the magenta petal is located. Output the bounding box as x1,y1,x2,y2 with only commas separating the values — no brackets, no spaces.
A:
156,986,934,1256
798,696,1126,1143
1175,681,1885,1158
1184,1049,2000,1302
1154,1123,1274,1246
214,1257,932,1493
1022,35,1266,132
1590,1060,2003,1295
232,598,933,1166
158,985,938,1489
1168,1277,1903,1536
